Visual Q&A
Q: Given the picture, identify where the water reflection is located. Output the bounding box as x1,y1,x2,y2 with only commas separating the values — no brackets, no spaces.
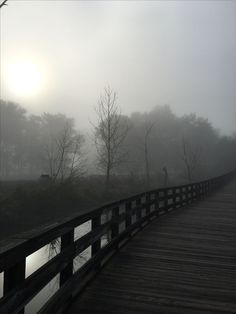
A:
0,221,92,313
74,221,91,241
25,240,61,313
26,240,60,278
0,218,111,313
25,275,59,314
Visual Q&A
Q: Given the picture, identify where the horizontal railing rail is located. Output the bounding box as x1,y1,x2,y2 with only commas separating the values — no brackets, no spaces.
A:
0,170,235,314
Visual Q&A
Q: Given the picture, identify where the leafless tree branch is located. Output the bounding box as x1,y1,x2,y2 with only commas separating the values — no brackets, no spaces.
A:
94,86,130,192
0,0,8,9
181,136,202,182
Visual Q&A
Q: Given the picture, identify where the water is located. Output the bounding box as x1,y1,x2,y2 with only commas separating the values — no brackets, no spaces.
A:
0,220,101,313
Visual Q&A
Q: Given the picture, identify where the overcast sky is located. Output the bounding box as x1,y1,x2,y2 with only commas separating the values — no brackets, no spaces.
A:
1,0,236,134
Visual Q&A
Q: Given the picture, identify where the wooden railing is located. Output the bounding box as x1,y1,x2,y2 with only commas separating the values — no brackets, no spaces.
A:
0,171,234,314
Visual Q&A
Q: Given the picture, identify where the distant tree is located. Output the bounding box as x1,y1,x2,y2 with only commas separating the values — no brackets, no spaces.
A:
0,0,8,9
42,114,86,182
181,136,201,183
94,86,129,192
0,100,28,178
123,106,177,180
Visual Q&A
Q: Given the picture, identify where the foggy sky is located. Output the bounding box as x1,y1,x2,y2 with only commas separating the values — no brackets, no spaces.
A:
1,0,236,134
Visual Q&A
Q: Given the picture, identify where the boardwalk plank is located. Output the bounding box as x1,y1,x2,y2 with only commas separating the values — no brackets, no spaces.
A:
65,180,236,313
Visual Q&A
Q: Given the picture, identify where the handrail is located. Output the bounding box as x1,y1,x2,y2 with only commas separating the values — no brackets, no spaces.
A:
0,170,235,314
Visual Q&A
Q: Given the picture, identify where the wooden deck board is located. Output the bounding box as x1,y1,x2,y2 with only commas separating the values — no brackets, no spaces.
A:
66,180,236,313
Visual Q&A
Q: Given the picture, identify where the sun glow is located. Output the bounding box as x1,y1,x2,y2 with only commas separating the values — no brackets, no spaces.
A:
7,61,45,97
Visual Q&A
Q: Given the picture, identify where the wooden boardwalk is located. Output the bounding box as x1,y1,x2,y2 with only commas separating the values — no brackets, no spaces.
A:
66,179,236,314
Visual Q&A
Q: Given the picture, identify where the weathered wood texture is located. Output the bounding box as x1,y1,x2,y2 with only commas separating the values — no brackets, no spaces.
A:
66,179,236,314
0,171,234,314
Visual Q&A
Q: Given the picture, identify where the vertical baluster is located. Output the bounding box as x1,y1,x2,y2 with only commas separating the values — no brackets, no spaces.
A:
146,193,151,217
91,214,101,256
194,184,197,200
208,180,211,193
186,186,189,204
164,189,168,212
4,259,26,314
173,188,177,209
91,214,101,270
136,196,142,224
206,181,209,195
158,190,164,212
200,183,203,198
198,184,201,199
111,206,119,240
185,186,188,205
207,181,210,194
203,182,206,196
125,201,132,229
189,185,193,203
192,185,195,201
196,183,200,200
154,191,159,214
180,187,184,206
60,230,74,287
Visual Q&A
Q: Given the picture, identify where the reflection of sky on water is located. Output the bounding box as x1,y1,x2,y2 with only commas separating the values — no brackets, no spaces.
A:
26,275,59,314
26,243,56,278
25,241,61,313
0,217,111,313
0,221,93,313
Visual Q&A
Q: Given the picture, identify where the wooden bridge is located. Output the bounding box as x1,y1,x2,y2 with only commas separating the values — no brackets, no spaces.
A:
0,171,236,314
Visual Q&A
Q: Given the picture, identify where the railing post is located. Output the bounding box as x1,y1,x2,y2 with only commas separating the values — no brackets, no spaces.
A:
4,259,26,314
60,230,74,287
91,214,101,256
207,181,210,194
200,183,204,198
91,214,101,270
111,207,119,240
189,185,193,203
154,192,159,214
164,189,168,212
146,193,151,217
125,201,132,229
206,181,209,195
195,183,200,200
172,188,177,209
186,186,190,204
179,187,184,206
136,197,142,225
192,184,196,201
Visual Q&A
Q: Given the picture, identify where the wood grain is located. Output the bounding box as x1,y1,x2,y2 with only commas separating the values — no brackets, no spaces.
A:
66,180,236,314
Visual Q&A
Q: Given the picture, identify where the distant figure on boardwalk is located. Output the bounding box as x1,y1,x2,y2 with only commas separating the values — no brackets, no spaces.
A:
162,166,169,187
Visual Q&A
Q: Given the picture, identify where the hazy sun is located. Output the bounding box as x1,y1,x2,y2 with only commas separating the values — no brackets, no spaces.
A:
7,61,44,97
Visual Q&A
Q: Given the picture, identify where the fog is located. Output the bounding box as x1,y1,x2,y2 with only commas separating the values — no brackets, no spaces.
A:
1,0,236,134
1,3,236,313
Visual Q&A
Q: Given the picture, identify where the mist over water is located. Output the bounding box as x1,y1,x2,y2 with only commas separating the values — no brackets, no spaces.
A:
1,0,236,243
1,0,236,234
0,2,236,313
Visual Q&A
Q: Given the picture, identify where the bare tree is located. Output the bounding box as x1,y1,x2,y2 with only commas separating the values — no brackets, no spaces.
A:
0,0,8,9
44,123,86,182
94,86,129,192
181,136,201,183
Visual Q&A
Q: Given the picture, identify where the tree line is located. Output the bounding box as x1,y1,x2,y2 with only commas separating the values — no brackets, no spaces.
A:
0,87,236,193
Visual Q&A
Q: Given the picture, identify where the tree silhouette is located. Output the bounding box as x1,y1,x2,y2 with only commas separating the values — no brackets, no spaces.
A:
0,0,8,9
94,86,129,193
